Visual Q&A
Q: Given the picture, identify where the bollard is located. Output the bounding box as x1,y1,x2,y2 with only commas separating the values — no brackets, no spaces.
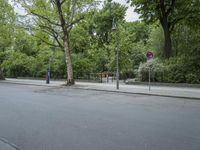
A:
46,70,50,84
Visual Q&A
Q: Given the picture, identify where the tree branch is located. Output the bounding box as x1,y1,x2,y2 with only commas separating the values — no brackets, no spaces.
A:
69,0,77,25
166,0,175,16
38,24,60,36
66,16,84,30
159,0,165,19
56,0,66,32
31,11,61,26
52,32,64,49
33,26,64,48
32,33,61,48
169,17,184,32
61,0,67,5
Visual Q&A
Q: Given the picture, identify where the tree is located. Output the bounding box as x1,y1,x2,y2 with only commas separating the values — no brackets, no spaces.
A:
16,0,96,85
0,0,15,79
147,24,164,57
129,0,200,58
87,1,127,73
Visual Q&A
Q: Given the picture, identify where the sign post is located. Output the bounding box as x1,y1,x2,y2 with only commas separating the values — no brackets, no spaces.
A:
146,51,153,91
149,67,151,91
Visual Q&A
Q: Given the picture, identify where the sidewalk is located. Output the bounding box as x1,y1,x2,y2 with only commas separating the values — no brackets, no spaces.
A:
1,78,200,100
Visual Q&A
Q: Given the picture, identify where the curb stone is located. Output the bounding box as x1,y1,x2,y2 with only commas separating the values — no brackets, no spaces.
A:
1,80,200,100
72,87,200,100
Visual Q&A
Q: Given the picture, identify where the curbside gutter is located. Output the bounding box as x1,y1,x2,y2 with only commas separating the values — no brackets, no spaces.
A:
1,79,200,100
126,81,200,88
0,80,62,88
72,87,200,100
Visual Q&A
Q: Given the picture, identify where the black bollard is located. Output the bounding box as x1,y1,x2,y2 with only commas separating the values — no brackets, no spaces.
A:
46,70,50,84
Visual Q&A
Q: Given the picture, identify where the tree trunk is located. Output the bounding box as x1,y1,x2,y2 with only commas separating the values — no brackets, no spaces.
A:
160,18,172,58
163,25,172,58
159,0,172,59
63,34,74,85
0,67,5,80
56,0,74,85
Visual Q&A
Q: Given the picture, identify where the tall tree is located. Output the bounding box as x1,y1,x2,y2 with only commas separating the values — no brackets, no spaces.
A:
129,0,199,58
0,0,15,79
16,0,96,85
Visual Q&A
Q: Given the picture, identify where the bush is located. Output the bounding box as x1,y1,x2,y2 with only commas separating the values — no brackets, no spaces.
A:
186,73,200,84
137,59,165,82
137,56,200,84
2,51,35,77
163,57,186,83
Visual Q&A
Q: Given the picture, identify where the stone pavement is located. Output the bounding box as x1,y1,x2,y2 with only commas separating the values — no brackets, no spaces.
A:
1,78,200,100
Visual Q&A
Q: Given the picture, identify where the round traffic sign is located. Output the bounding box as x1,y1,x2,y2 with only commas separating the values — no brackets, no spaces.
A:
146,51,153,60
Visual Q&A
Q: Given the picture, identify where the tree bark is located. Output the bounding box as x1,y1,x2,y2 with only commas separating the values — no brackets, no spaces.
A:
56,0,74,85
63,33,74,85
160,0,172,58
161,19,172,58
0,67,5,80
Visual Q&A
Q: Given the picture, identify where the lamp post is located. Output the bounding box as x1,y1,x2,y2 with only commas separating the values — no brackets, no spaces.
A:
46,58,50,84
46,46,55,84
112,17,119,89
116,40,119,90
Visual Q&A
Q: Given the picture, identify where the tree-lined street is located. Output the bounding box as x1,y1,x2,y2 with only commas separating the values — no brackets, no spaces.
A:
0,83,200,150
1,0,200,84
0,0,200,149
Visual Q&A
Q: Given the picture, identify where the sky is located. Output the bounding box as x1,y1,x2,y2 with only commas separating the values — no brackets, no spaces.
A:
12,0,140,22
113,0,140,22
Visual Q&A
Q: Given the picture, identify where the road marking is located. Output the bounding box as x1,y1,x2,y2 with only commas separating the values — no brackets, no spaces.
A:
0,137,21,150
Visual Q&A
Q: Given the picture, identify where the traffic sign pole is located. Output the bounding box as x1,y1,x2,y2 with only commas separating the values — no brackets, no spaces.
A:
149,67,151,91
146,51,153,91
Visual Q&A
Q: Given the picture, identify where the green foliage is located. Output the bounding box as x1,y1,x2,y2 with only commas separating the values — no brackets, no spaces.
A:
1,1,199,84
2,51,35,77
0,0,15,48
147,24,164,57
129,0,199,29
50,51,66,79
14,28,38,56
186,73,200,84
137,59,165,82
129,0,200,58
137,56,200,84
0,0,15,79
87,44,109,73
73,54,94,79
163,57,186,83
92,2,127,44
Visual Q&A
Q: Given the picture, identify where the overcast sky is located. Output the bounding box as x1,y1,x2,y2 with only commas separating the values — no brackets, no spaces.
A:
113,0,140,22
12,0,140,22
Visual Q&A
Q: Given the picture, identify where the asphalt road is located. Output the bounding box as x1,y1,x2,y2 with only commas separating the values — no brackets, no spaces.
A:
0,83,200,150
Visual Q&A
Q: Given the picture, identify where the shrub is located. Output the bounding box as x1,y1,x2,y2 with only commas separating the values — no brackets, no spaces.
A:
137,59,165,82
137,56,200,84
186,73,200,84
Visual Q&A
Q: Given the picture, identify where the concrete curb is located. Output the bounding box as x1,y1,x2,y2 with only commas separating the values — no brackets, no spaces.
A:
0,80,62,88
1,80,200,100
126,81,200,88
72,87,200,100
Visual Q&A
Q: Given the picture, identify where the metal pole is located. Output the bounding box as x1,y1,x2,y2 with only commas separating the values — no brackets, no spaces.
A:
116,44,119,89
149,67,151,91
48,57,51,84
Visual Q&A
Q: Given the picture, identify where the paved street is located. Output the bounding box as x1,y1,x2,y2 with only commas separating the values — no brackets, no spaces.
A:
0,83,200,150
